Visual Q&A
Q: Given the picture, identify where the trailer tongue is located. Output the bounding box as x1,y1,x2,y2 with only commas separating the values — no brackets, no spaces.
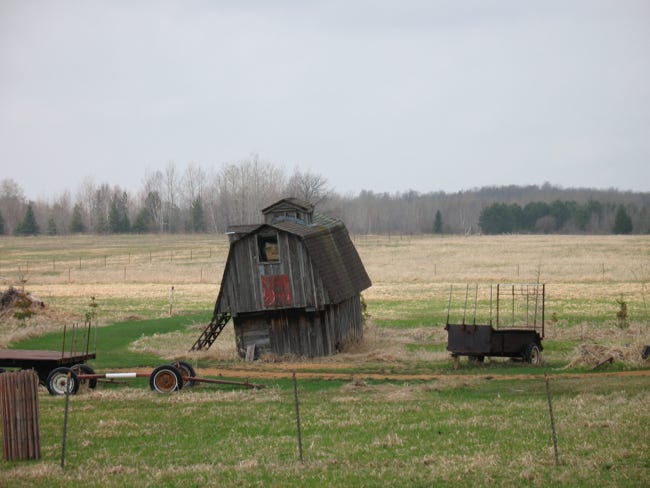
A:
45,362,265,396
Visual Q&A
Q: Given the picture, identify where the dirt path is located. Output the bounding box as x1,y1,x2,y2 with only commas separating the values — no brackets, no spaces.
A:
188,366,650,382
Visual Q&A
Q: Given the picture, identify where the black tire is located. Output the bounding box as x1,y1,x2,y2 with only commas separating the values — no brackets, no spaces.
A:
0,368,6,374
46,367,80,396
468,355,485,364
524,343,541,365
149,364,183,394
171,361,196,387
71,363,98,389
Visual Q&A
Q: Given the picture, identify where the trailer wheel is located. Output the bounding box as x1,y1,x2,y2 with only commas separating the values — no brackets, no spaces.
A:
524,343,541,365
468,355,485,364
71,363,98,389
47,367,80,396
171,361,196,387
149,364,183,393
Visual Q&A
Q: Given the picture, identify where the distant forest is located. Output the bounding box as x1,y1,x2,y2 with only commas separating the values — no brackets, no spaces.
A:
1,157,649,236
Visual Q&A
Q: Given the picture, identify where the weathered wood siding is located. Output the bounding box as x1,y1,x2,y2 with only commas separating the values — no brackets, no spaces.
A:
233,295,364,358
217,230,328,315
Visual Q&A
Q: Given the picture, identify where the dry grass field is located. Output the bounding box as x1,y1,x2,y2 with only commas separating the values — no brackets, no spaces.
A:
1,234,649,487
1,233,649,357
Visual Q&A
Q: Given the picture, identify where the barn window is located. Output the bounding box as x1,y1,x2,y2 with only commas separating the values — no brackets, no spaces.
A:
258,234,280,262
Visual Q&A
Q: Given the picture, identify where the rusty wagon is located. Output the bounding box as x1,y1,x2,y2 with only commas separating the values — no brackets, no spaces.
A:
445,283,545,365
0,321,261,395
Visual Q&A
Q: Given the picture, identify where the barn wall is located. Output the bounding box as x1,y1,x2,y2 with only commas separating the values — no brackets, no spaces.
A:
218,230,328,315
233,295,364,358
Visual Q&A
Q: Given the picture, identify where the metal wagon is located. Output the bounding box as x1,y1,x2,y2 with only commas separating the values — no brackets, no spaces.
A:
445,283,545,365
0,321,263,395
0,321,97,393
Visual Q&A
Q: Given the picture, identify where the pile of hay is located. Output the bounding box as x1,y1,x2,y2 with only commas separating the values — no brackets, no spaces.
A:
565,342,650,369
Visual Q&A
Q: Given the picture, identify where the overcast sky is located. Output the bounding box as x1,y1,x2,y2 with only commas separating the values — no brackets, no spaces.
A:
1,0,649,200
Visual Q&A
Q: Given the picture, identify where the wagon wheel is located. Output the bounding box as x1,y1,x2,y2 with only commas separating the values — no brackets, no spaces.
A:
524,343,541,365
71,363,98,390
149,364,183,394
171,361,196,387
46,367,80,396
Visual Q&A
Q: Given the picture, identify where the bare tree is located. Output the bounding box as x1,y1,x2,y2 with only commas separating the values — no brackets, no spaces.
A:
0,179,26,234
182,162,205,207
209,155,287,230
140,168,165,232
164,161,180,232
75,177,96,232
48,191,72,235
285,168,330,204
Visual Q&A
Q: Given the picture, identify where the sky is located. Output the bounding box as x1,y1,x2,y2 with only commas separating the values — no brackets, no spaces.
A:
1,0,649,200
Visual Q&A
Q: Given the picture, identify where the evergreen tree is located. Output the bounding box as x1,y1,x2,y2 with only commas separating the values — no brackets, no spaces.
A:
188,196,206,232
613,205,633,234
47,217,58,235
521,201,550,231
132,208,151,233
433,210,443,234
109,192,130,233
479,203,522,234
70,203,86,233
14,202,40,235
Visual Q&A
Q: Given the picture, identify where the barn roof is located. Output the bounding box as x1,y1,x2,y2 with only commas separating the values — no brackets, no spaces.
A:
227,204,371,304
262,197,314,215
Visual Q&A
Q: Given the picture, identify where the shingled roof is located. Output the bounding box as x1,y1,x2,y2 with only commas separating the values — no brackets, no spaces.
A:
227,203,371,304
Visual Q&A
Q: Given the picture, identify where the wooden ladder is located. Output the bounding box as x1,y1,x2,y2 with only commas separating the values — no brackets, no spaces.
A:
189,311,232,351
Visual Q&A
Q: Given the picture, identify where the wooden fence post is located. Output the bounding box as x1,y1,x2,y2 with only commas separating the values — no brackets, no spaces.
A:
292,372,304,462
545,374,560,466
0,370,41,461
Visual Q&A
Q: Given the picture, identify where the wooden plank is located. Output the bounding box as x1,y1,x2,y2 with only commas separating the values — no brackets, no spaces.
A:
245,344,256,362
0,349,95,361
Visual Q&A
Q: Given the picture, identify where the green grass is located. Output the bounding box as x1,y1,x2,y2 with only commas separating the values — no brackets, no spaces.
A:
2,374,648,487
11,314,210,369
2,234,649,486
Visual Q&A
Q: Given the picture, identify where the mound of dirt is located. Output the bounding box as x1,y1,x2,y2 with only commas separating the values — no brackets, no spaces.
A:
0,287,81,346
565,343,650,369
0,287,44,316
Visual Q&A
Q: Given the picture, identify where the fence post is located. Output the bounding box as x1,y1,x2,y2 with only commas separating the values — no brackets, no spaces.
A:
61,372,72,469
0,370,41,461
292,372,304,462
545,374,560,466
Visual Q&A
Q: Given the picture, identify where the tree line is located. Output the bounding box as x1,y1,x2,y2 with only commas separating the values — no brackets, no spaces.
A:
477,200,635,234
1,157,648,236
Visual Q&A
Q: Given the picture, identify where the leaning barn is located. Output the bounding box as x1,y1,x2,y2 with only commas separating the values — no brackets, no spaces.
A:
191,198,371,358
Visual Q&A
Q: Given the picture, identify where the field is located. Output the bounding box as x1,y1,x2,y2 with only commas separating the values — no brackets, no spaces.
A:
1,234,649,487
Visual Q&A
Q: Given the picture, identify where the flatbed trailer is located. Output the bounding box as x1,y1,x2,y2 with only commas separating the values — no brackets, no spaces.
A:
0,349,96,385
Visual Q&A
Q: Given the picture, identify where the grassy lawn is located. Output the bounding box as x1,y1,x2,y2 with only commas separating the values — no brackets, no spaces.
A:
2,370,648,487
1,234,649,486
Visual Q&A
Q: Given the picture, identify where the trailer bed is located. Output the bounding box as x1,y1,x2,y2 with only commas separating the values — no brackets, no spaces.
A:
0,349,96,384
445,324,542,361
